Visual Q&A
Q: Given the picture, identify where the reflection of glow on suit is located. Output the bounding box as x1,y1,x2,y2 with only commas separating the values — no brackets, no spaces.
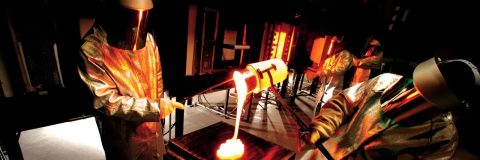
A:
314,50,353,110
78,26,167,159
298,73,458,159
77,1,185,159
300,57,480,159
350,44,383,86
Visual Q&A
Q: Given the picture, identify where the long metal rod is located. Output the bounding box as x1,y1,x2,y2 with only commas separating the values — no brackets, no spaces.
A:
269,86,307,129
179,78,234,103
256,63,333,159
268,86,334,160
7,14,32,93
224,88,230,118
53,43,65,88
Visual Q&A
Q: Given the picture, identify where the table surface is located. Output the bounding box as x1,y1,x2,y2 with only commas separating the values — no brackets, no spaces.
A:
167,121,295,160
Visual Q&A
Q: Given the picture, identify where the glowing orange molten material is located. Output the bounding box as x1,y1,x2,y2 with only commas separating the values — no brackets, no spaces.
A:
216,139,245,160
215,71,250,159
232,71,251,139
216,59,288,159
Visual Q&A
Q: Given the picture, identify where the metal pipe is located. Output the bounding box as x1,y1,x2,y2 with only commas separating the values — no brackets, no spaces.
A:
268,86,334,160
179,78,234,103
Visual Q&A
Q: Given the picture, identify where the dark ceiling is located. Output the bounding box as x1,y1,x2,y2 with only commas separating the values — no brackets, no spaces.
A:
2,0,478,63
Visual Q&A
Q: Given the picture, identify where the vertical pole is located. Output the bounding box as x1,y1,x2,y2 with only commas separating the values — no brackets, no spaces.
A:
263,91,269,110
168,109,172,140
310,77,319,95
279,75,289,109
224,88,230,118
291,71,302,103
175,96,184,137
245,94,253,121
7,15,34,93
298,72,304,92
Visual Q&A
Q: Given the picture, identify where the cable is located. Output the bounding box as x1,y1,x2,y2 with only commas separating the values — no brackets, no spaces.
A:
201,94,215,108
198,92,240,118
163,121,177,136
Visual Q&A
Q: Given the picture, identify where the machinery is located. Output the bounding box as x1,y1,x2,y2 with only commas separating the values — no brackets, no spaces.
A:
216,59,333,160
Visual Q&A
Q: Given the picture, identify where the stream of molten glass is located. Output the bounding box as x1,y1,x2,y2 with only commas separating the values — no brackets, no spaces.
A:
216,71,251,159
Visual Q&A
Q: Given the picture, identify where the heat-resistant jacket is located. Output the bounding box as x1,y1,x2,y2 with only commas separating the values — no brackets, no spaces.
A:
78,25,166,160
299,73,457,160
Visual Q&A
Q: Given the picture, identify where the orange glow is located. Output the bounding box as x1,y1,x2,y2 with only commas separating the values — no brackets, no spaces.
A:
216,139,245,160
406,89,420,100
215,71,249,159
310,37,326,64
275,32,287,59
216,60,288,159
270,32,279,59
270,46,277,59
270,32,287,59
272,32,279,45
232,71,250,139
286,27,295,63
326,38,334,55
245,59,288,93
133,10,144,51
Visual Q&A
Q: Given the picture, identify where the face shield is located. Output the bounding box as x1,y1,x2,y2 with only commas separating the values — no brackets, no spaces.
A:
102,0,153,51
381,57,480,125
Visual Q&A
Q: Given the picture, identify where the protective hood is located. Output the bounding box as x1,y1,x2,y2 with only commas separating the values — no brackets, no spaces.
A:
413,58,459,109
102,1,152,50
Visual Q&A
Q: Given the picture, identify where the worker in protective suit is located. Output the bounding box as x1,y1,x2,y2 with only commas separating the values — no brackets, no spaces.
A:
350,38,384,86
77,0,184,159
305,36,354,114
297,57,479,159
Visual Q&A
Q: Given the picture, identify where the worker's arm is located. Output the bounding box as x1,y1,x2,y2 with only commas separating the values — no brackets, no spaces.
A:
77,38,182,122
305,93,357,144
329,50,353,75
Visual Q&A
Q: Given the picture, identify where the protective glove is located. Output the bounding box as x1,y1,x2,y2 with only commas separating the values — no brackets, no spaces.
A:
300,130,321,145
305,68,328,81
159,99,185,119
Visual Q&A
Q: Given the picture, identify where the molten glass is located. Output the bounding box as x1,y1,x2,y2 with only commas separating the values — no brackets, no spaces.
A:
232,71,251,140
216,138,245,160
214,71,249,160
216,59,289,159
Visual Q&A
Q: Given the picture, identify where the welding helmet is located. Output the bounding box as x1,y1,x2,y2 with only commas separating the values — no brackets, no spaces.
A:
413,57,480,109
382,57,480,124
100,0,153,50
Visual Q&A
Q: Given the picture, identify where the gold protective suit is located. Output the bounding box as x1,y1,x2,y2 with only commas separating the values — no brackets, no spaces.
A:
78,25,166,160
299,73,457,160
350,45,383,86
315,50,353,105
